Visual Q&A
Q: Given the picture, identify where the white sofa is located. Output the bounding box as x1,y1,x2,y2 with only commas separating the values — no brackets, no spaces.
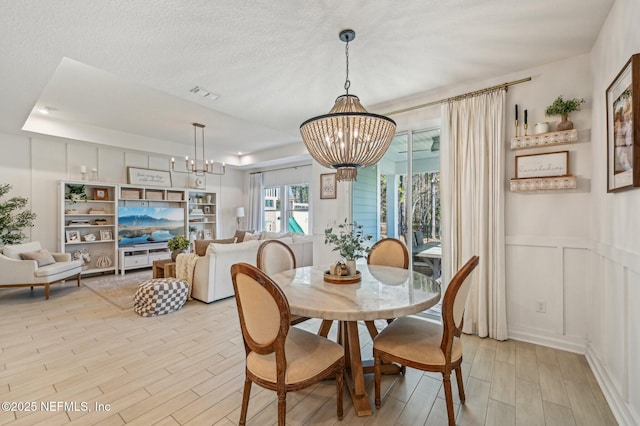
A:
192,235,313,303
0,241,83,299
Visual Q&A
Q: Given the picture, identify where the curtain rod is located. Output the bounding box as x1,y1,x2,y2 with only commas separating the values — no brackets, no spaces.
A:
384,76,532,116
249,163,312,175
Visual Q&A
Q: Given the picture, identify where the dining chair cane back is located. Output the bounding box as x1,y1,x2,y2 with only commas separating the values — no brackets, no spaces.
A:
257,239,309,325
231,263,344,426
373,255,480,426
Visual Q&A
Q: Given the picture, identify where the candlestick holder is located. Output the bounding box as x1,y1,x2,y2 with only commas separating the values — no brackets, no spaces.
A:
515,120,519,137
81,172,87,181
524,123,528,136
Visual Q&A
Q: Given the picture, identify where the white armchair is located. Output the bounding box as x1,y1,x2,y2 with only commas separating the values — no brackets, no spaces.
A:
0,242,83,300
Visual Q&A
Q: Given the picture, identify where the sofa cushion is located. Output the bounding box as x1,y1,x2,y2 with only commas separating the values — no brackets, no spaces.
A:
34,260,83,277
19,248,56,267
194,237,237,256
2,241,43,260
206,239,261,255
261,231,293,240
244,232,262,241
234,229,255,243
292,233,313,243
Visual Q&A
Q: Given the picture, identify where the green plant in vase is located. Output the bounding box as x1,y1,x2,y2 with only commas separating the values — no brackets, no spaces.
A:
545,95,585,131
167,235,190,261
0,183,36,245
324,219,372,275
66,184,88,204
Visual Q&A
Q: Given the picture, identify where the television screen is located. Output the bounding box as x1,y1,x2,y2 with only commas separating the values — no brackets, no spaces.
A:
118,206,185,246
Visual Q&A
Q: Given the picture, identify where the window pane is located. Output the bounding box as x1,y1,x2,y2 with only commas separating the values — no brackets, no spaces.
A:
286,184,309,234
264,186,281,232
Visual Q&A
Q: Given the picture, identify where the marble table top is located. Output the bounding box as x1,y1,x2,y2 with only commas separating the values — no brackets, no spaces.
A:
270,265,441,321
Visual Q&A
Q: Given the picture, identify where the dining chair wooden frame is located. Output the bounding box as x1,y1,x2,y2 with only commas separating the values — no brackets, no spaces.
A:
231,263,344,426
256,239,310,325
373,255,480,426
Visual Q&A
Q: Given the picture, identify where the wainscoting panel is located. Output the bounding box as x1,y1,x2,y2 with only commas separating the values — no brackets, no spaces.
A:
505,236,589,353
586,243,640,426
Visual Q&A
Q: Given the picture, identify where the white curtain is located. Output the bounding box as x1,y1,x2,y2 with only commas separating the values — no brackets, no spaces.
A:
440,90,508,340
247,172,263,231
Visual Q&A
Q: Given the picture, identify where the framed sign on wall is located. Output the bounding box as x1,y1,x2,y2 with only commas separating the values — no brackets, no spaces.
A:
515,151,569,179
606,53,640,192
127,167,172,187
320,173,337,199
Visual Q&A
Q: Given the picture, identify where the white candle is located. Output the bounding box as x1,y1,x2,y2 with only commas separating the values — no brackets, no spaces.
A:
80,165,87,173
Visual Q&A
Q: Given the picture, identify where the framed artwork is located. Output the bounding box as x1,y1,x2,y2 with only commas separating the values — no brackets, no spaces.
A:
66,230,80,243
320,173,337,199
607,53,640,192
515,151,569,179
93,187,109,201
100,230,113,241
127,167,172,187
203,229,213,239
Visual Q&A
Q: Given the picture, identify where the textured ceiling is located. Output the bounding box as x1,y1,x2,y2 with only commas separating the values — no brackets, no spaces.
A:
1,0,613,167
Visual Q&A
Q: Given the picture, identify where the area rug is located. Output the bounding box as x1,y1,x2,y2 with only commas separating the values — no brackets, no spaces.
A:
83,270,152,309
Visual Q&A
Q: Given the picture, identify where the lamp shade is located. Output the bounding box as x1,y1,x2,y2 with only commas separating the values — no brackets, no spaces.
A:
236,207,245,218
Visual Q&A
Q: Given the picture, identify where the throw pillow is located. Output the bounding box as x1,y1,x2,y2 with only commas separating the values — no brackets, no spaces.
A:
234,229,255,243
19,248,56,267
243,232,262,241
194,237,237,256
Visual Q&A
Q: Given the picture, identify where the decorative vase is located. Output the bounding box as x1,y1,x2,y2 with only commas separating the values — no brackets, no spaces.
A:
556,115,574,131
346,260,357,276
171,250,185,261
206,194,212,204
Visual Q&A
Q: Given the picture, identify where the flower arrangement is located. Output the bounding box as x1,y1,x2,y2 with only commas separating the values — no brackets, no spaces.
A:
167,235,190,251
324,219,372,261
545,96,585,117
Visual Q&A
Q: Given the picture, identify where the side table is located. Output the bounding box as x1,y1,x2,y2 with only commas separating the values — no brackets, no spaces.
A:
153,259,176,278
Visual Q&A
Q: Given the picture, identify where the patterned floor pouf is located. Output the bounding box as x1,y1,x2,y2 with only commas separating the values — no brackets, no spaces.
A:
134,278,189,317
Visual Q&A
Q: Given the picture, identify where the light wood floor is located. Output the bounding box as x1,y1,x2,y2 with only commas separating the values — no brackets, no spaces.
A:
0,272,618,425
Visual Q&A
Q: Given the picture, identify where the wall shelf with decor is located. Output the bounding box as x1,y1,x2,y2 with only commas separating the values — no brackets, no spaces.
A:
59,181,118,275
510,129,578,150
510,176,577,192
187,190,218,241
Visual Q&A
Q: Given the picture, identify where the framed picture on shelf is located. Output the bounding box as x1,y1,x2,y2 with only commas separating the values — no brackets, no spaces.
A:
515,151,569,179
607,53,640,192
66,230,80,243
204,206,211,214
320,173,337,199
100,230,113,241
93,187,110,201
203,230,213,239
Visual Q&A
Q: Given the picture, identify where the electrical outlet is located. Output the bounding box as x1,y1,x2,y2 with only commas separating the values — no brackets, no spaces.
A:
536,300,546,313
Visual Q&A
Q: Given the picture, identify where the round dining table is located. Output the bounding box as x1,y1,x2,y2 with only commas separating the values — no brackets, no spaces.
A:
270,264,440,417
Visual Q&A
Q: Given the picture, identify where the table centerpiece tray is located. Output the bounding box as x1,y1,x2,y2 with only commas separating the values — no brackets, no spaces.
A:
323,270,361,284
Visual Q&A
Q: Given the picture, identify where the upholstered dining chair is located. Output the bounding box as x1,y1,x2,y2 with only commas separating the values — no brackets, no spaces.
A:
231,263,344,426
256,239,310,325
367,237,409,269
373,255,480,426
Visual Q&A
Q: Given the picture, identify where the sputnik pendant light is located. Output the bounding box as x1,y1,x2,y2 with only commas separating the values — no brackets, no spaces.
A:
300,29,396,181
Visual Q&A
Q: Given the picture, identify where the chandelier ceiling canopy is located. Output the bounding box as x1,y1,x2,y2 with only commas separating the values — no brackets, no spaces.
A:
300,29,396,182
171,123,225,176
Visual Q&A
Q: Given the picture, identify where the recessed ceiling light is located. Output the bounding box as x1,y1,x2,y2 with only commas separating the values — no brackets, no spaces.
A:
37,106,52,114
237,151,242,155
189,86,219,101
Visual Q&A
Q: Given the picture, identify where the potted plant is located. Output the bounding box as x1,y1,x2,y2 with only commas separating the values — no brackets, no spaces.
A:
324,219,372,276
167,235,190,261
0,183,36,245
66,184,88,204
545,95,585,131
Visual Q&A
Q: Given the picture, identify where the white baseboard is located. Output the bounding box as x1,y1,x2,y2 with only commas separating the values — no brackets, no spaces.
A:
508,329,586,354
585,345,637,426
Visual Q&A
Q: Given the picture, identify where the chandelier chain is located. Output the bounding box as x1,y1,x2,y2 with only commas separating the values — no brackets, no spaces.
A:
344,36,350,95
